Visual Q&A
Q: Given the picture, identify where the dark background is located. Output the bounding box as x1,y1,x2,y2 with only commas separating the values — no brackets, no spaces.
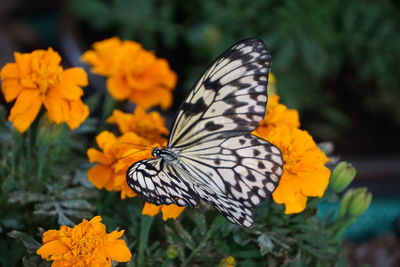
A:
1,0,399,265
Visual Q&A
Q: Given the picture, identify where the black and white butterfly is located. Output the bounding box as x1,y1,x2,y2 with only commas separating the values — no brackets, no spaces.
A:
127,38,283,227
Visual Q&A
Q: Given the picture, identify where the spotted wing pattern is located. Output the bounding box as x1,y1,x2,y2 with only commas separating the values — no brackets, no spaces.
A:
169,38,271,149
126,38,283,227
127,158,200,207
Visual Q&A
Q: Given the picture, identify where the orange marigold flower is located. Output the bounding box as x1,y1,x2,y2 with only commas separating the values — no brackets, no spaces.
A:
87,130,186,220
254,126,330,214
0,48,89,133
87,131,152,199
107,106,169,144
82,37,177,110
256,94,300,131
36,215,132,267
142,202,185,221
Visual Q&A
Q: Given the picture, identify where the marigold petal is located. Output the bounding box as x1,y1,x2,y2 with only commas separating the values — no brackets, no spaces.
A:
273,175,308,214
87,164,114,190
0,63,18,79
65,100,89,129
107,75,131,100
14,52,32,76
63,67,88,86
37,240,70,261
44,95,70,124
87,148,110,164
89,215,103,224
161,205,185,220
42,229,64,243
96,131,117,150
298,165,330,197
142,202,161,216
103,239,132,262
107,109,132,133
45,48,62,67
50,260,66,267
272,173,300,204
1,79,24,102
8,89,42,133
129,86,173,110
82,37,122,76
107,230,124,241
50,80,84,100
120,182,138,199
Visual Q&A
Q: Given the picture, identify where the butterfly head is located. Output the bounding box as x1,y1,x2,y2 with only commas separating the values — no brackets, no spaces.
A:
152,147,162,157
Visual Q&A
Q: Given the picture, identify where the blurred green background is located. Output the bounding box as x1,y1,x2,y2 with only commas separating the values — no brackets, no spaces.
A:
1,0,399,156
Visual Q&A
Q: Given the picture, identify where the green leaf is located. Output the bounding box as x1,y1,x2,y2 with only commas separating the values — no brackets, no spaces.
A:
8,191,46,205
233,231,250,246
192,212,207,236
237,249,260,259
7,231,41,254
174,221,195,250
257,234,274,256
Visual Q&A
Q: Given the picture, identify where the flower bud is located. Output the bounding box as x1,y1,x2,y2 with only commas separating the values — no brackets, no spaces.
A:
267,73,277,95
330,162,357,193
166,245,179,260
347,187,372,217
338,188,372,218
338,189,355,218
218,256,236,267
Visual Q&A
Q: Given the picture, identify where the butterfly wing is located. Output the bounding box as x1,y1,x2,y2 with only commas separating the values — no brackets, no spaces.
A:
178,134,282,227
127,38,283,227
126,158,199,207
169,38,271,149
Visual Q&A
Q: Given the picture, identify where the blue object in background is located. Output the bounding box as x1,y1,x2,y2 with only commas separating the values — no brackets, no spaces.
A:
318,197,400,240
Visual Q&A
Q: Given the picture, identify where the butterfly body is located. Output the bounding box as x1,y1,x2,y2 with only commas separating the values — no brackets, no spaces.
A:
127,39,283,227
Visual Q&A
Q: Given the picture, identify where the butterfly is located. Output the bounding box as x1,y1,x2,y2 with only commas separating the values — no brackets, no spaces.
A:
126,38,283,227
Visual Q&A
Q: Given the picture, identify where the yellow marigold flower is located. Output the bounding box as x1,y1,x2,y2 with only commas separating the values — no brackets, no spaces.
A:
255,126,330,214
142,202,185,221
82,37,177,110
219,256,236,267
107,106,169,144
0,48,89,133
257,94,300,130
36,216,132,267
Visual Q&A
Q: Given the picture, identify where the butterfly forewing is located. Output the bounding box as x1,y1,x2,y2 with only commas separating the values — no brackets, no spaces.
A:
126,38,283,227
168,39,271,149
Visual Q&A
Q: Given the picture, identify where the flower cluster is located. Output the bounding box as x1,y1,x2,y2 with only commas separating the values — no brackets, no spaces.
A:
36,216,131,267
254,92,330,214
82,37,177,110
0,48,89,133
87,107,185,220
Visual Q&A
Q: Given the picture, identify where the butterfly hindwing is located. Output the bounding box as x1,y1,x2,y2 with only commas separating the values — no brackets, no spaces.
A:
127,158,199,207
179,134,283,208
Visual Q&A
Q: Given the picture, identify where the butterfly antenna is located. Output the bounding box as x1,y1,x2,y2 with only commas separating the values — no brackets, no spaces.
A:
118,142,155,149
109,148,152,167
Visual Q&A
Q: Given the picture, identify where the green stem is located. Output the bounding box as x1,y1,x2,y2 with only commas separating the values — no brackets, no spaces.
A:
328,216,357,243
137,216,154,267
